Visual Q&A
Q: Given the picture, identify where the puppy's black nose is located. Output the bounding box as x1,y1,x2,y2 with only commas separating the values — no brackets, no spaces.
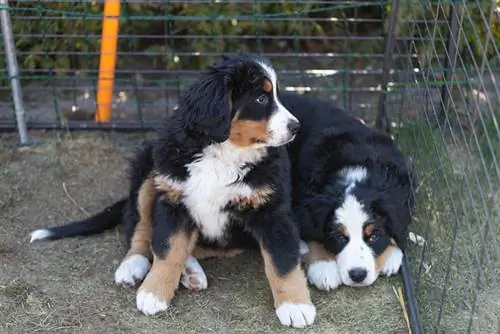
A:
348,268,368,283
287,120,301,135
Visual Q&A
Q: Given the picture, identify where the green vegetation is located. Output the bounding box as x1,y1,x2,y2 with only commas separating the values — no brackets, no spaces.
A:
8,1,384,73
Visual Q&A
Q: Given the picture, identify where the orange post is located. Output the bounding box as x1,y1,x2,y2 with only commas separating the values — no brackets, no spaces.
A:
95,0,120,122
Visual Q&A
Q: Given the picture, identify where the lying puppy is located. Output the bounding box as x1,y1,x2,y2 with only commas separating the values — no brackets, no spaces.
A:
30,53,316,328
283,92,416,290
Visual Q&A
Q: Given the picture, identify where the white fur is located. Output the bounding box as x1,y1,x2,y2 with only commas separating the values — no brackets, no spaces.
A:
334,167,382,286
161,141,265,241
275,302,316,328
409,232,426,246
258,62,299,147
180,256,208,291
307,260,342,291
380,246,403,276
339,166,368,192
335,194,378,286
299,240,310,255
29,229,54,243
114,254,151,286
136,290,169,315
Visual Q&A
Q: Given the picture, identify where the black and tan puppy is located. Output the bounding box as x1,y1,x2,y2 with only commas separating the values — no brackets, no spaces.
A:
283,92,416,291
30,53,316,328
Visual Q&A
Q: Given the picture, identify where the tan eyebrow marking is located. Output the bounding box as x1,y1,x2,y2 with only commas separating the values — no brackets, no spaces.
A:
263,79,272,93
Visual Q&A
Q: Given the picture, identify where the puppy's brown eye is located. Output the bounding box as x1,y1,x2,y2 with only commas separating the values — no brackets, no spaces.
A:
367,233,379,243
256,94,268,104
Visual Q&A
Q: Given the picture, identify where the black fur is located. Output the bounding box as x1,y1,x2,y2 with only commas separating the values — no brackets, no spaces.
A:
32,53,301,278
148,53,300,276
31,199,126,241
281,92,415,253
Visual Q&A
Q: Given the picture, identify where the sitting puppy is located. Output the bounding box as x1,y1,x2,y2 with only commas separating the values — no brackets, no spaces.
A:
282,92,416,291
30,53,316,328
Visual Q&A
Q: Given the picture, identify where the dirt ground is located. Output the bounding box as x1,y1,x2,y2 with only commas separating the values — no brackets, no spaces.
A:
0,131,408,334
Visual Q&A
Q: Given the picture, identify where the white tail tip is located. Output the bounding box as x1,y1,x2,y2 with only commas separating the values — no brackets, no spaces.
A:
30,229,54,243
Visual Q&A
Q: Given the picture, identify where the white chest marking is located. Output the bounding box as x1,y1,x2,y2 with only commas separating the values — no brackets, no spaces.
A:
181,142,265,240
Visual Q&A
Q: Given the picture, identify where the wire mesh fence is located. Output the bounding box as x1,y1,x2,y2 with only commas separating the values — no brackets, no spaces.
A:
387,1,500,332
0,0,498,333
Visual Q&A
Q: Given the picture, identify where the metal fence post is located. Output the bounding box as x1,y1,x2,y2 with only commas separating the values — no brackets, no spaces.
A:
0,0,28,144
376,0,400,133
439,0,461,125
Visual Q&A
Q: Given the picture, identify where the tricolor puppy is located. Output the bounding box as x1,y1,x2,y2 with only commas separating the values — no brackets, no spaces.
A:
30,53,316,328
282,92,415,290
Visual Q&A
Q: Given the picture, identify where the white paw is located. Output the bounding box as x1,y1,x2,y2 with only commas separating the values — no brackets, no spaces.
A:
299,240,310,256
180,256,208,291
114,254,151,286
380,247,403,277
275,302,316,328
307,260,342,291
136,290,169,316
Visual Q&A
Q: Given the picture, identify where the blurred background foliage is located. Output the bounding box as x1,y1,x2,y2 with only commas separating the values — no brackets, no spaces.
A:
6,0,500,75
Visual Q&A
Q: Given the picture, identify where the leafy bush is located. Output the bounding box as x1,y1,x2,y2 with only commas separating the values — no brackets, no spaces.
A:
6,1,499,75
8,1,384,73
395,0,500,68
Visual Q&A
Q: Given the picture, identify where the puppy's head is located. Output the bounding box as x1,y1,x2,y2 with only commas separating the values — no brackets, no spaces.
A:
183,52,300,147
305,166,412,287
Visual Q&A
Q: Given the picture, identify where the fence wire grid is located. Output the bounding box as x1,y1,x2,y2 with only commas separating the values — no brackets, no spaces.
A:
1,1,499,333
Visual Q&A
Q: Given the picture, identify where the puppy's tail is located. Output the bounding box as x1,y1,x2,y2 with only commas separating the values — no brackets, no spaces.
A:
29,199,127,243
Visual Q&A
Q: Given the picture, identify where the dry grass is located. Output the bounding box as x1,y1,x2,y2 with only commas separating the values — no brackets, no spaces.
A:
0,131,407,334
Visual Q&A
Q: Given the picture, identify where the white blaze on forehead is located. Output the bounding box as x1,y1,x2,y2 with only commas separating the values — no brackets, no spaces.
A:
257,61,299,146
339,166,368,184
339,166,368,193
258,61,278,92
334,167,378,286
335,194,369,238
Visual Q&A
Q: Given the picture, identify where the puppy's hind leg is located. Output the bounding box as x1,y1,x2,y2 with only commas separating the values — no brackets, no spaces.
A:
136,198,197,316
115,178,154,286
180,255,208,291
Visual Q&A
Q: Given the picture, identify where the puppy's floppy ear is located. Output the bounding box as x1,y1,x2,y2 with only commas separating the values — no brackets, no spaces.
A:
294,193,338,241
182,74,233,143
372,192,414,250
180,56,250,143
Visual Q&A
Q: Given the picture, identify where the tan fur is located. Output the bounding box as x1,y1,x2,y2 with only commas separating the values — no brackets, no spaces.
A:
339,224,348,237
192,246,245,260
263,79,272,93
154,174,183,204
229,119,270,147
376,240,397,272
364,223,375,237
261,248,312,308
229,186,274,210
125,177,155,260
303,241,336,266
138,230,198,302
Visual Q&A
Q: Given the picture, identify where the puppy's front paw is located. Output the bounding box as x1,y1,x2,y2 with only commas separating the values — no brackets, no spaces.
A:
136,289,169,316
275,302,316,328
307,260,342,291
380,247,403,277
136,269,174,316
180,256,208,291
114,254,150,286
